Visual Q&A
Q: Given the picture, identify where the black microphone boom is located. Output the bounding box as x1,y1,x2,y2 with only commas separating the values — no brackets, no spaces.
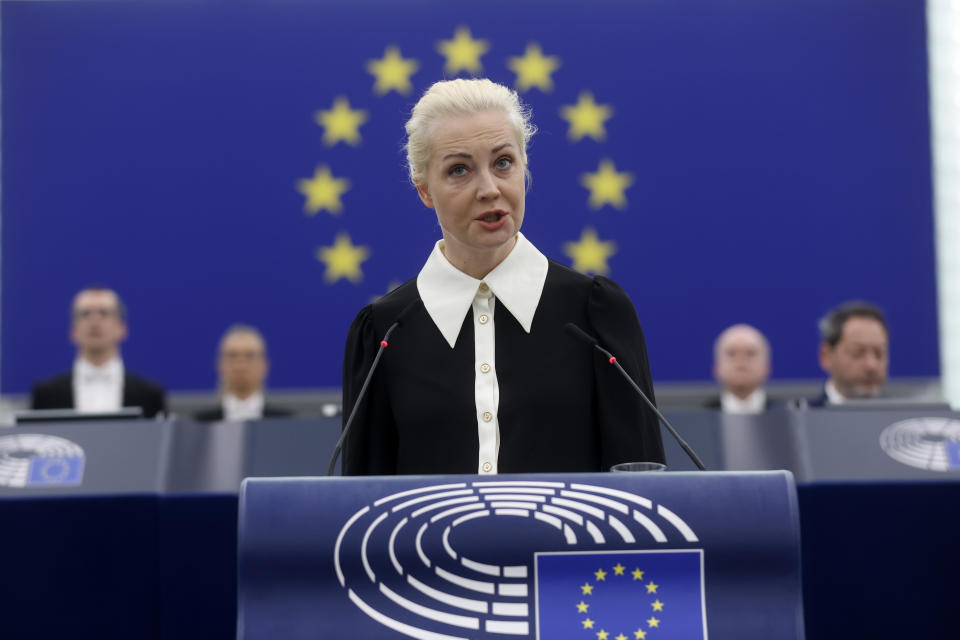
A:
564,322,707,471
328,299,420,475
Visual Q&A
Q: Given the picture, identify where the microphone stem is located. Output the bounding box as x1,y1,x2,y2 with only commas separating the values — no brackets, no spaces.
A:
327,321,399,476
596,344,707,471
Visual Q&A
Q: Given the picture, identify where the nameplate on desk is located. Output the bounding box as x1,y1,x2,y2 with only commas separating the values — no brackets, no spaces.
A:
880,418,960,472
0,434,86,488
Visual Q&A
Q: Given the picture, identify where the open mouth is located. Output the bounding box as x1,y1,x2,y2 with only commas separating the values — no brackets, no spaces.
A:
477,210,506,222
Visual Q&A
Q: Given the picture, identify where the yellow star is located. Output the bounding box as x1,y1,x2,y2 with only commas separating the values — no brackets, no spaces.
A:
436,26,489,75
314,97,368,147
297,165,350,215
647,617,660,629
615,634,628,640
582,618,595,629
564,227,617,275
597,631,609,640
581,582,594,595
634,629,647,639
576,601,590,613
506,43,560,92
366,46,419,95
612,563,625,576
594,568,607,581
651,600,664,612
645,581,658,594
316,232,370,284
560,92,614,142
632,569,644,581
581,159,634,210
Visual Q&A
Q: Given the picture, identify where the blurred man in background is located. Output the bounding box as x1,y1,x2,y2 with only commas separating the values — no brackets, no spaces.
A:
194,324,292,422
809,301,889,406
31,286,167,417
706,323,773,414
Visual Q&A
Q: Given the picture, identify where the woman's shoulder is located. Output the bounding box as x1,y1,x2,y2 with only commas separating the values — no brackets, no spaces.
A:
545,259,631,301
355,278,419,331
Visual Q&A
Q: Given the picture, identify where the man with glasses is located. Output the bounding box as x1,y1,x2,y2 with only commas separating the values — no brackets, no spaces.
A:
30,286,167,417
193,325,292,422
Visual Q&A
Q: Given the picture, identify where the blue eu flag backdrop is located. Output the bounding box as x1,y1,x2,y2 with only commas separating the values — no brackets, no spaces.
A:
536,550,706,640
1,0,937,392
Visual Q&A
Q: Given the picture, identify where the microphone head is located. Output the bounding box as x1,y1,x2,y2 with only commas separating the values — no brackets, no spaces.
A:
565,323,598,347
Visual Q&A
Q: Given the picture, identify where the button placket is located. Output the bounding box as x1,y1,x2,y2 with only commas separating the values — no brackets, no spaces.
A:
474,290,498,474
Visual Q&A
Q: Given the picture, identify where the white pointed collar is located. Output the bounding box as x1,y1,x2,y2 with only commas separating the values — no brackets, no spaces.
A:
416,232,549,348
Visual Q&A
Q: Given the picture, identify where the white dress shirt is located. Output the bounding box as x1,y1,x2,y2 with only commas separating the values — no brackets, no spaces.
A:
416,232,549,474
824,380,847,404
721,388,767,414
73,357,124,413
222,392,265,422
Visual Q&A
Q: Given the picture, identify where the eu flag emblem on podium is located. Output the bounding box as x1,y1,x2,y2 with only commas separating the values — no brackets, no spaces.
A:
536,550,706,639
27,456,84,486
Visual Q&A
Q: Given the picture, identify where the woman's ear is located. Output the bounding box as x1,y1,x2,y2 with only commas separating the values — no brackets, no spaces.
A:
415,181,435,209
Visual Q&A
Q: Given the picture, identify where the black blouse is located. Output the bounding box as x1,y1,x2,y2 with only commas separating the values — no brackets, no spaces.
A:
341,260,665,475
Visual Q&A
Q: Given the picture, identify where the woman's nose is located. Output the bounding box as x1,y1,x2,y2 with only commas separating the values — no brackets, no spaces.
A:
476,168,499,200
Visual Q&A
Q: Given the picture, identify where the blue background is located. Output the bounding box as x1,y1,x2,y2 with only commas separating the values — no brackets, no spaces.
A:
1,0,937,391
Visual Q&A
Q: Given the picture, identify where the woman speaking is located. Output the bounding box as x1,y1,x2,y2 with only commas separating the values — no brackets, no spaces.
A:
342,78,664,475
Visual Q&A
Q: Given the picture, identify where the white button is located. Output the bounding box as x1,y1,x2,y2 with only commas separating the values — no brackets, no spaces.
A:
479,283,489,292
481,461,493,473
478,314,489,324
482,411,493,422
480,363,491,374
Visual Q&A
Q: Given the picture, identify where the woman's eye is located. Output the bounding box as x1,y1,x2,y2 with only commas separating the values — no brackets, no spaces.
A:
449,165,467,177
495,156,513,170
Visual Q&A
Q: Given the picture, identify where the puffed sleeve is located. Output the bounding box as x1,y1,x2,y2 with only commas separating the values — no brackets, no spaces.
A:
587,276,666,469
341,305,398,475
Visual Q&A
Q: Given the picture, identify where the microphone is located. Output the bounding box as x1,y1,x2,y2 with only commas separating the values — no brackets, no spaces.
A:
328,298,421,475
565,323,707,471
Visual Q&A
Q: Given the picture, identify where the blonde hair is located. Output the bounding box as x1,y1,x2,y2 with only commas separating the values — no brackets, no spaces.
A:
404,78,536,185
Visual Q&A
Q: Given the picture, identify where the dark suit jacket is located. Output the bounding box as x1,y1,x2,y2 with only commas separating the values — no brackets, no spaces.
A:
193,403,294,422
31,371,167,418
806,389,830,408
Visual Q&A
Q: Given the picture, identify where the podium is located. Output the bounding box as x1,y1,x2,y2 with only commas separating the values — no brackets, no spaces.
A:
238,471,804,640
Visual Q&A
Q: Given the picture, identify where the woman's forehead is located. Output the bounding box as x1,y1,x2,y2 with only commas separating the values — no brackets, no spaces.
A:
428,111,519,155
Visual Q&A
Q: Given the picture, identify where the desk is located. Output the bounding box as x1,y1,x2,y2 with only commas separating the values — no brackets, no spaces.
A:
1,412,958,638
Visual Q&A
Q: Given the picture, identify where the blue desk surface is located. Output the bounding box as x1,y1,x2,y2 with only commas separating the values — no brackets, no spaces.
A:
0,480,957,640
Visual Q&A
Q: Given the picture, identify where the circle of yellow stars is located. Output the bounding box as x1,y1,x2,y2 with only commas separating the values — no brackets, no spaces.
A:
299,27,633,284
577,562,664,640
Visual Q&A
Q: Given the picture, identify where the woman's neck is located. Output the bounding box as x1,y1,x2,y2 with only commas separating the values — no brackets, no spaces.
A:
440,236,518,280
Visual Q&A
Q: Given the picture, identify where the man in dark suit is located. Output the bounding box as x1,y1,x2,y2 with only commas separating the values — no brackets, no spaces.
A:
31,286,166,418
705,324,774,413
194,325,293,422
807,301,889,407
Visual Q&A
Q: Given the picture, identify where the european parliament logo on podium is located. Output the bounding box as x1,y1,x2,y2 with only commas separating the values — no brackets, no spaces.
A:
332,479,707,639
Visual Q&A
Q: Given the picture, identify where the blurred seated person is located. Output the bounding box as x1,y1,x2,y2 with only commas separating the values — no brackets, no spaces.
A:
808,301,889,407
705,324,773,414
194,325,293,422
31,286,166,417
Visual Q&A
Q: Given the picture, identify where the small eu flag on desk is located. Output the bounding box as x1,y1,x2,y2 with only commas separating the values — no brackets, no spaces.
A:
946,441,960,470
535,549,706,640
27,456,85,487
